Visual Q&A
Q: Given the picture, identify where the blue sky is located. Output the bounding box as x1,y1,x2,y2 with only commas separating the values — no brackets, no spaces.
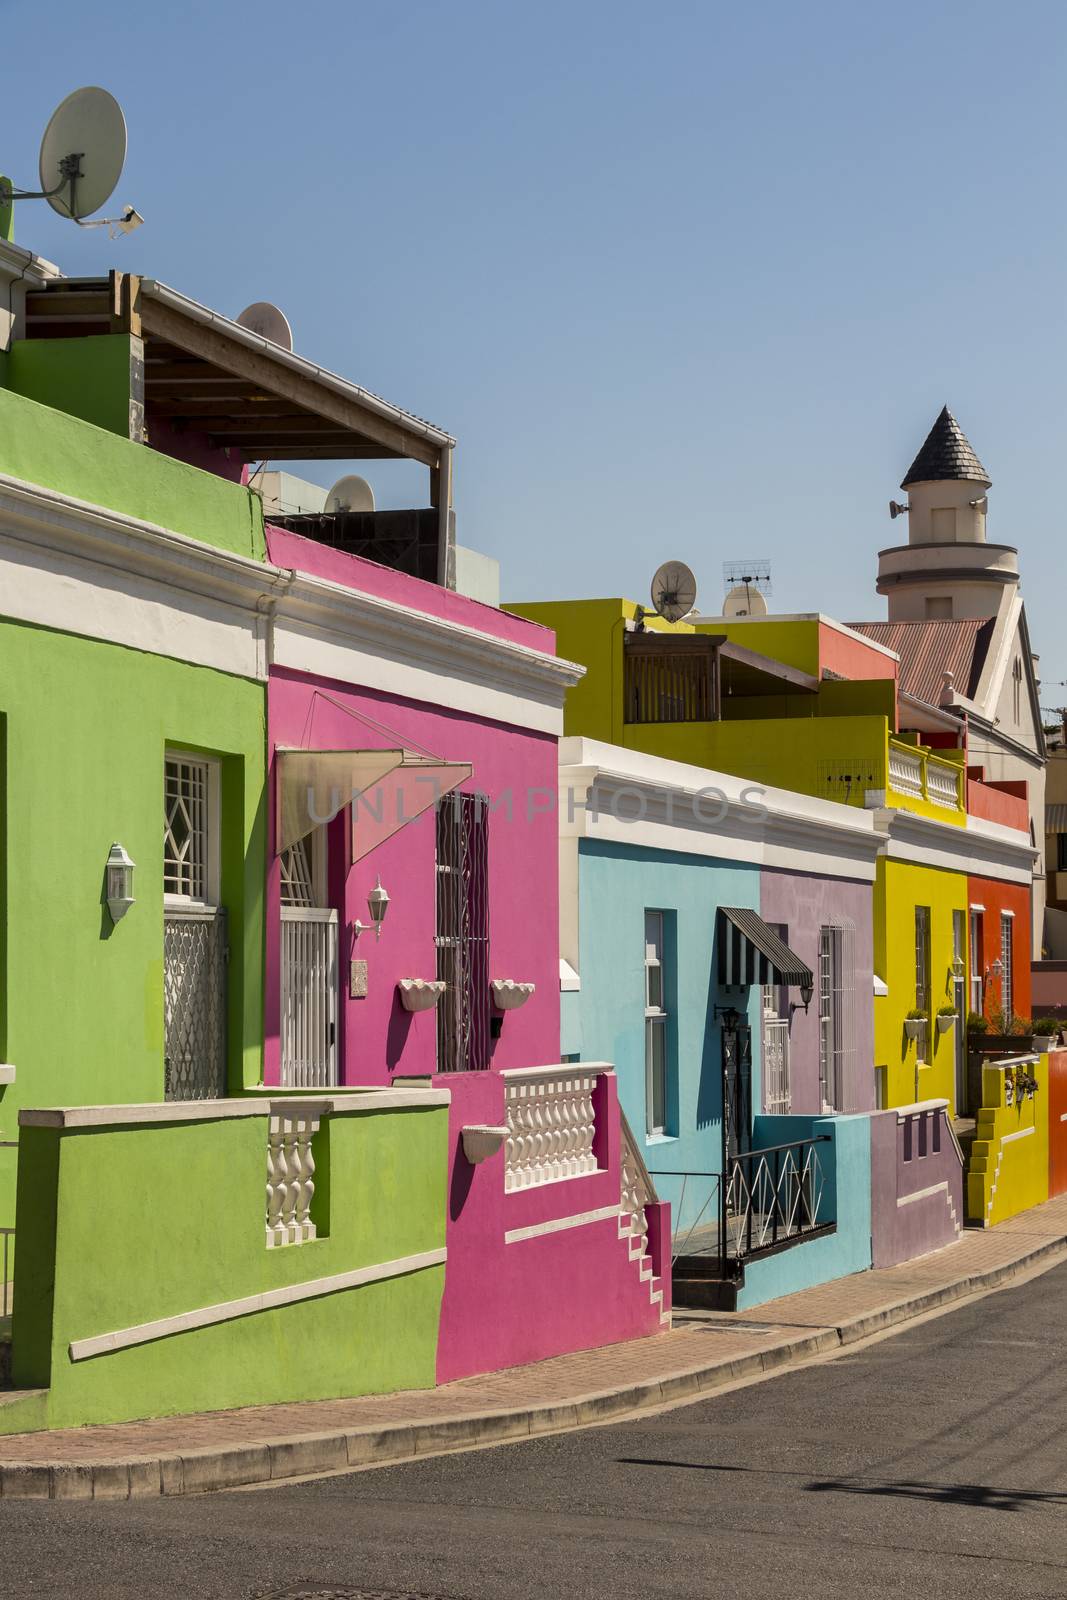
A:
4,1,1067,703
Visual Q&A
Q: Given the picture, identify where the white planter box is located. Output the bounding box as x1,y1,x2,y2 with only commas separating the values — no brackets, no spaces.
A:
904,1018,925,1041
397,979,446,1013
461,1125,507,1165
936,1014,957,1035
1032,1035,1057,1053
491,979,535,1011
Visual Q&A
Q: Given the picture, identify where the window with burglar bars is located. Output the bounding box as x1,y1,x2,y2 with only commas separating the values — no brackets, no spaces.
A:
1001,913,1014,1018
435,791,490,1073
164,756,214,901
819,923,856,1111
914,905,931,1062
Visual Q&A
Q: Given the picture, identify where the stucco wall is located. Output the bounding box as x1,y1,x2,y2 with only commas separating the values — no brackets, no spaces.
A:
967,1055,1050,1226
869,1104,963,1267
570,837,761,1237
0,621,266,1230
734,1113,872,1309
5,1098,448,1432
968,874,1032,1024
759,869,875,1114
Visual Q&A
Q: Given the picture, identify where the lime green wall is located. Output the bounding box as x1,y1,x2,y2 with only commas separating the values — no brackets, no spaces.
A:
694,616,821,676
0,621,266,1229
6,335,134,440
4,1101,447,1429
967,1055,1050,1225
0,387,265,561
874,857,968,1112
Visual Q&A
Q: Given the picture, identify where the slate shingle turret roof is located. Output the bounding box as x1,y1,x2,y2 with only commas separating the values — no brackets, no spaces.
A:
901,406,990,489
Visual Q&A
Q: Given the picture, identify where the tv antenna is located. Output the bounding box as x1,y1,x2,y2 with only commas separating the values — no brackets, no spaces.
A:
236,302,293,351
650,560,698,622
325,474,375,514
0,87,143,237
722,559,771,617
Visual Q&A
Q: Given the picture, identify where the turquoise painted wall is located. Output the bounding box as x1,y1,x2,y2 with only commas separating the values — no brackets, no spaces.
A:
735,1113,873,1309
572,839,760,1236
0,386,265,561
4,1100,448,1430
0,621,266,1231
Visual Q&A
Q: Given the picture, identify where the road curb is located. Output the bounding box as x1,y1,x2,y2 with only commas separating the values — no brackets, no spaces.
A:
2,1229,1064,1501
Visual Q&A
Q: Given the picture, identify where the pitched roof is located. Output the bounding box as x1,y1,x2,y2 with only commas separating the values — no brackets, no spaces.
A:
901,406,990,489
849,618,994,706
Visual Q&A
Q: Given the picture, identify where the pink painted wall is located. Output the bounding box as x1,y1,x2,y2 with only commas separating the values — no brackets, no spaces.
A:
266,525,553,653
435,1068,668,1383
266,666,562,1086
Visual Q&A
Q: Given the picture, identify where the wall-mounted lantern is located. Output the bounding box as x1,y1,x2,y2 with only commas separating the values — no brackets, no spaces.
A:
352,876,390,942
799,977,814,1013
105,842,136,923
986,957,1004,984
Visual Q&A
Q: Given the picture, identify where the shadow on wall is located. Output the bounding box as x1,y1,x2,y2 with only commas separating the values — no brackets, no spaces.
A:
696,921,724,1132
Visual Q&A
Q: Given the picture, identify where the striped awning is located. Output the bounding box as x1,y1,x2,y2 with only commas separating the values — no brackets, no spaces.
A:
1046,803,1067,834
718,907,813,989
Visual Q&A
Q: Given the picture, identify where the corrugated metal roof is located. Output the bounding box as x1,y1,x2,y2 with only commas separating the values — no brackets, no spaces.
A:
1047,804,1067,834
849,618,993,707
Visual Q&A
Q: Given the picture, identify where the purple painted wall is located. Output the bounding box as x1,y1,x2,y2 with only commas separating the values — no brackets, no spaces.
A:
760,870,875,1115
265,531,667,1381
870,1104,964,1268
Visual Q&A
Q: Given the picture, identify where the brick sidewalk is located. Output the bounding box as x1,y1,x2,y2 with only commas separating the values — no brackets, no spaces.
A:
2,1191,1066,1498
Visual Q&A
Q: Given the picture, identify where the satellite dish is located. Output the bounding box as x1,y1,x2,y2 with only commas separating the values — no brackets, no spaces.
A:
651,561,698,623
39,87,126,220
723,583,769,618
325,474,375,514
237,301,294,351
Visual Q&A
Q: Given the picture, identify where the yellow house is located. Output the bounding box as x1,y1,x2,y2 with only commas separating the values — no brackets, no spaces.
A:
509,599,1033,1118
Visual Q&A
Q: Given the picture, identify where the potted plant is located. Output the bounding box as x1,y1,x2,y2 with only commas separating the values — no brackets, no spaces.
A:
904,1008,927,1042
936,1004,958,1035
966,1012,989,1036
1031,1017,1060,1051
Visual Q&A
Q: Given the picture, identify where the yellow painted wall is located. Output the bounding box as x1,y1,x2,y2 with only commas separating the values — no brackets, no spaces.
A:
693,616,821,677
874,857,968,1114
966,1055,1050,1226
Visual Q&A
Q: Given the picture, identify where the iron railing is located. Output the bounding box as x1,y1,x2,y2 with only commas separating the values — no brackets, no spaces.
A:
280,908,339,1088
653,1133,832,1278
435,791,490,1073
623,638,718,724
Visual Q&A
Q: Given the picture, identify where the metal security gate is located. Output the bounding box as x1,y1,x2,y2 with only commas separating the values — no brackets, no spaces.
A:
280,908,339,1087
722,1022,752,1168
164,907,228,1100
435,791,490,1073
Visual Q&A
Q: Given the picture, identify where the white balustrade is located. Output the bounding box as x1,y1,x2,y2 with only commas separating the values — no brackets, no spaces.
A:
888,743,924,799
504,1068,600,1191
619,1138,650,1254
925,757,960,810
265,1109,320,1247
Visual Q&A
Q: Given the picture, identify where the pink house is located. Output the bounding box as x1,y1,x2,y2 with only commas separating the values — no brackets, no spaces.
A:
264,526,671,1380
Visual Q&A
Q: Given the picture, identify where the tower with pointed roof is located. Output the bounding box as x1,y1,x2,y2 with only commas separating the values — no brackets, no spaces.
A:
877,406,1019,623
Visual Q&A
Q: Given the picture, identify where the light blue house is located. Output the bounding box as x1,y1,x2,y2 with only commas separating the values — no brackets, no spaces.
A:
558,737,881,1308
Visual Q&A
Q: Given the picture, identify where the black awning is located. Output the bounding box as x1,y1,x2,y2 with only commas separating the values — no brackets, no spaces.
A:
718,907,813,989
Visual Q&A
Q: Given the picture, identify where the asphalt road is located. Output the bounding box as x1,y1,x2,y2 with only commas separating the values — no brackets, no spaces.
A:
3,1261,1066,1600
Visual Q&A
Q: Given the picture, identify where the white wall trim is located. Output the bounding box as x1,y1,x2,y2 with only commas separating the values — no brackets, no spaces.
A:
897,1180,949,1209
558,739,882,880
272,573,583,737
876,807,1036,883
67,1246,448,1363
504,1204,620,1245
1001,1125,1035,1146
20,1088,450,1129
0,471,281,681
0,1065,14,1086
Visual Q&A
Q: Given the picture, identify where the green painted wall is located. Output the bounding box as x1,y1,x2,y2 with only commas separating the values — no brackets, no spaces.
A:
4,1100,447,1429
0,386,265,561
0,621,266,1230
6,335,134,439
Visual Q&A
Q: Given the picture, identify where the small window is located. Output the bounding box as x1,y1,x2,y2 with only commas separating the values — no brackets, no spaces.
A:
925,597,952,620
435,792,490,1073
914,906,931,1063
645,911,668,1135
1000,913,1014,1018
164,754,219,904
819,924,856,1110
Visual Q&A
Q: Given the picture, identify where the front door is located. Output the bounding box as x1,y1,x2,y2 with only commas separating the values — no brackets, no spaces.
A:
722,1021,752,1169
279,829,338,1088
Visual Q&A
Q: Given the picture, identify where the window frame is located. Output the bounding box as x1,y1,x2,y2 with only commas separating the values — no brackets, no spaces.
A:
1000,911,1014,1019
969,908,984,1016
163,752,221,909
644,910,668,1136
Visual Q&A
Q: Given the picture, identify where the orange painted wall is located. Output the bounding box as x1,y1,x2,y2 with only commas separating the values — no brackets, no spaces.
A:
968,875,1032,1023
